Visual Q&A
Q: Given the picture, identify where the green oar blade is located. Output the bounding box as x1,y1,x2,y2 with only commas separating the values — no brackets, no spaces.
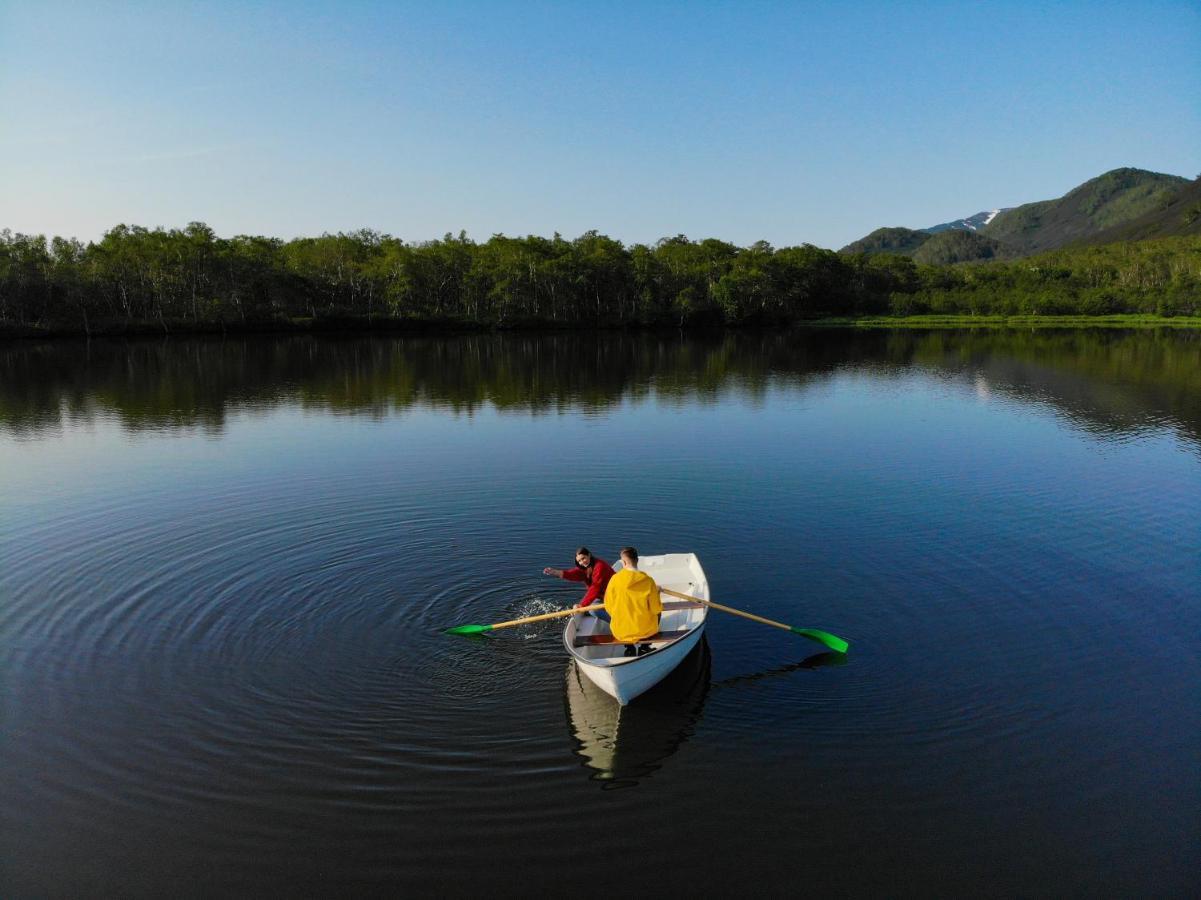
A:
790,627,849,654
444,623,494,636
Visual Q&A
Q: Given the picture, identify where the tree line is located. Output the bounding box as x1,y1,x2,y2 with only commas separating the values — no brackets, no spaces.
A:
1,224,1198,334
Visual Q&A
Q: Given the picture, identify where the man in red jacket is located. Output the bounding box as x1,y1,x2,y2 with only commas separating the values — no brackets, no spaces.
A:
543,546,614,613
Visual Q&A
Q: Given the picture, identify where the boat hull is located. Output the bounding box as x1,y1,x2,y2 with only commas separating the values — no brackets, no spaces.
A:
563,552,709,706
575,625,706,705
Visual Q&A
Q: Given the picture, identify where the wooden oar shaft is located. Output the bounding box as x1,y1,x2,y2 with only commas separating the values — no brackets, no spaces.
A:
660,586,848,653
661,587,793,631
490,604,605,631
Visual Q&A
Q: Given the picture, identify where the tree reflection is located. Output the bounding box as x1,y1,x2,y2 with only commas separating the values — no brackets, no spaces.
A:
0,330,1197,450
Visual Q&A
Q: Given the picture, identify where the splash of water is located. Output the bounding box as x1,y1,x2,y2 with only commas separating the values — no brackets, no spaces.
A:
510,593,572,639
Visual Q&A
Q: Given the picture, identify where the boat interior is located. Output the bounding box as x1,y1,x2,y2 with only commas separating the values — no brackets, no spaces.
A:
567,553,708,665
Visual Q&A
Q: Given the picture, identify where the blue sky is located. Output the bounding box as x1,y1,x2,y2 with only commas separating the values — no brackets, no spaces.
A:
1,1,1198,249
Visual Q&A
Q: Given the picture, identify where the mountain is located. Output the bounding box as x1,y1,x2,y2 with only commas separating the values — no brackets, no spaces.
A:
840,167,1191,261
837,221,1007,264
911,230,1014,265
1075,176,1201,245
979,167,1188,254
839,226,931,256
924,209,1008,234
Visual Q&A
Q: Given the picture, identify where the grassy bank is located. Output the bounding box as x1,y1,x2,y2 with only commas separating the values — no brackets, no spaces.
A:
806,314,1201,329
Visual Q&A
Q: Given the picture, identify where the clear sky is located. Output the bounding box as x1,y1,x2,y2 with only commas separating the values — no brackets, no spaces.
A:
2,1,1198,249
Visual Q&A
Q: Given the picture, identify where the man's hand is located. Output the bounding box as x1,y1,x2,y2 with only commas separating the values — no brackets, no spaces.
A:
543,566,562,578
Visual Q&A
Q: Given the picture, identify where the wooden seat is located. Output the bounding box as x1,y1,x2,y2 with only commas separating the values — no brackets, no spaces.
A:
573,630,691,647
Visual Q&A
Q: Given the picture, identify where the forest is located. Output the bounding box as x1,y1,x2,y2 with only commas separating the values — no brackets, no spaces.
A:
1,224,1198,335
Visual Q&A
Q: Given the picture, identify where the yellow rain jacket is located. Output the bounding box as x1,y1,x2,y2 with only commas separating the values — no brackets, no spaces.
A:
603,568,663,642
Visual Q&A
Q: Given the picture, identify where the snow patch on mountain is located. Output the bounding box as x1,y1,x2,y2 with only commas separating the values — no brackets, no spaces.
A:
924,208,1010,234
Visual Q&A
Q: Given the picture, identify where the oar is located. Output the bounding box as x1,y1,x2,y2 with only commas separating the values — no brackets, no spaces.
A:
660,587,849,653
444,604,606,636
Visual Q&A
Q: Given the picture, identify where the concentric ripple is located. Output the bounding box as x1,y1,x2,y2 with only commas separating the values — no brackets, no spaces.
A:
2,331,1199,897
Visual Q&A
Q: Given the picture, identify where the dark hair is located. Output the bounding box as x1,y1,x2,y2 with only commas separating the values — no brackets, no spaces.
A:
620,546,638,563
576,546,591,559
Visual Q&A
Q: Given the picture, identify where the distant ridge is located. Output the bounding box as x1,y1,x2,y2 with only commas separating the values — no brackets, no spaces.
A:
1076,176,1201,245
980,167,1187,254
839,226,931,257
840,167,1192,261
925,209,1008,234
912,230,1013,265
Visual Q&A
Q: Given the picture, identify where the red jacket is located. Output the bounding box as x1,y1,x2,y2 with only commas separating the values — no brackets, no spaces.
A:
562,557,615,606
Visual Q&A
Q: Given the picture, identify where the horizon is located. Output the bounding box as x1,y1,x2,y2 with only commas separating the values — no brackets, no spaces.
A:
0,162,1195,253
2,1,1199,249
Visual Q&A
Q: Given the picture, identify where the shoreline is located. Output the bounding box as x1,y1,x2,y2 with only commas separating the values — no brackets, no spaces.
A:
2,313,1200,341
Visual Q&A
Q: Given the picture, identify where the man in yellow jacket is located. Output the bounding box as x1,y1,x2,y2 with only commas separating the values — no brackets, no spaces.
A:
603,547,663,654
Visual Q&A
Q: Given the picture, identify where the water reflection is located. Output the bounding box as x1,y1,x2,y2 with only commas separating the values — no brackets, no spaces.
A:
3,328,1198,896
710,651,849,691
564,640,711,789
0,329,1198,449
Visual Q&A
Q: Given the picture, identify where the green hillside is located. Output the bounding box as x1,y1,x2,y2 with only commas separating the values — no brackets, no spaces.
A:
1078,176,1201,245
839,227,930,256
911,230,1013,265
891,235,1201,318
841,167,1191,262
981,167,1187,254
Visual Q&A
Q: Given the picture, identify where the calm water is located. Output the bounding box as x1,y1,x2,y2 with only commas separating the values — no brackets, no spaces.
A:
1,330,1199,897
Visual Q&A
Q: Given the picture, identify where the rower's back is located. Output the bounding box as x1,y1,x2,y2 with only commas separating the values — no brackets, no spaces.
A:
604,549,663,642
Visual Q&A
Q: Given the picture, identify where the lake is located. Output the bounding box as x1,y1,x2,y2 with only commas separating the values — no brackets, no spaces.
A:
1,329,1198,897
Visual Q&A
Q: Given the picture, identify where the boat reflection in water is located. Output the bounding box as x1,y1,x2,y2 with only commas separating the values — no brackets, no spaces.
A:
566,646,847,788
564,639,712,790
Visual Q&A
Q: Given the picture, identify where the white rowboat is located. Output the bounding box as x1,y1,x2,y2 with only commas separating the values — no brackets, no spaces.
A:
563,553,709,705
